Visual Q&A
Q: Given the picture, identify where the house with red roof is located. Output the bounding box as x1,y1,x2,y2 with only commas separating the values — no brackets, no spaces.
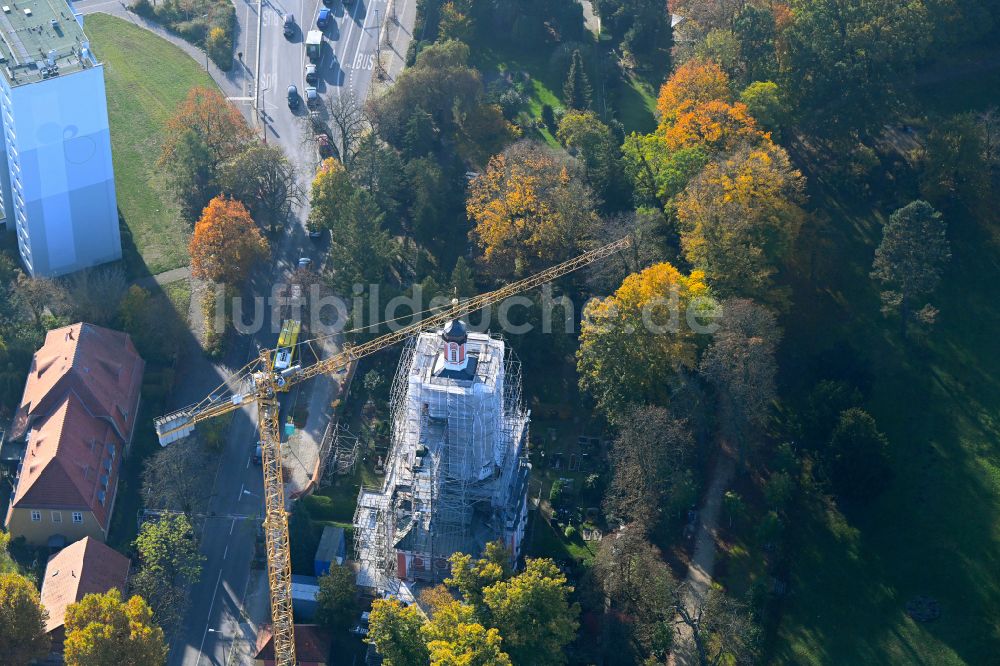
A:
39,536,131,656
4,323,144,546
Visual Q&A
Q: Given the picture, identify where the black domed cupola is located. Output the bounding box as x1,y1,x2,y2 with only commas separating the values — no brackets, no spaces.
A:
441,320,469,370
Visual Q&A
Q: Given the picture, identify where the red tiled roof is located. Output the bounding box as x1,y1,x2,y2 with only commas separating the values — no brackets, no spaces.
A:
40,537,131,633
12,393,120,527
8,323,143,528
255,625,332,662
12,323,144,443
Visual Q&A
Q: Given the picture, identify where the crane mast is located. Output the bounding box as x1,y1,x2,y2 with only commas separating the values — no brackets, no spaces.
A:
153,236,630,664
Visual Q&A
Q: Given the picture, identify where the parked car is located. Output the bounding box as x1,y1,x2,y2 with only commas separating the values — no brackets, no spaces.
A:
282,13,295,37
309,227,323,239
287,84,299,109
298,257,312,269
253,444,262,465
305,86,319,107
305,63,317,85
315,133,333,159
316,7,331,29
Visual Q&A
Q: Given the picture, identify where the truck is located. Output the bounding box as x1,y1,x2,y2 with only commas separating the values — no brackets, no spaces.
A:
305,30,323,63
272,319,301,392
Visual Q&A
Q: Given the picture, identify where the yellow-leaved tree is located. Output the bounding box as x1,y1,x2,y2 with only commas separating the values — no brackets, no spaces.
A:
0,572,50,665
467,142,599,278
366,598,429,666
307,157,355,233
577,262,714,418
64,589,167,666
623,58,769,210
676,141,806,300
661,99,767,153
421,597,511,666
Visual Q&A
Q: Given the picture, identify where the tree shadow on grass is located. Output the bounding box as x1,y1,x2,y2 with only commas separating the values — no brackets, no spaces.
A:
769,138,1000,665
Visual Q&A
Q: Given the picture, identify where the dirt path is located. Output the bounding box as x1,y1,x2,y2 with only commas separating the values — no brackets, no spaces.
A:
133,265,191,290
670,455,736,666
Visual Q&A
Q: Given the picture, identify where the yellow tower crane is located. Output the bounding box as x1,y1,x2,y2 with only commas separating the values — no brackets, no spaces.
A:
153,236,630,665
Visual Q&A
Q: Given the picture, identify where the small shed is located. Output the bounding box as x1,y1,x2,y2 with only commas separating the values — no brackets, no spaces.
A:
314,526,346,576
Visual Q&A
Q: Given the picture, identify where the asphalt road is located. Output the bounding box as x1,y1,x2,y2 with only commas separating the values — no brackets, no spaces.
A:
172,2,397,663
256,0,386,177
70,0,404,660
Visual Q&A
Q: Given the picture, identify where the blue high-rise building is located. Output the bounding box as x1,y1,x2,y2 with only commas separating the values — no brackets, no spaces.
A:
0,0,120,277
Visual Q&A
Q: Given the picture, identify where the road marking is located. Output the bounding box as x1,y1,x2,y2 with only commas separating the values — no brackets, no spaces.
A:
346,2,371,76
339,0,360,70
254,0,264,126
223,544,229,560
196,569,224,664
351,51,375,70
204,513,260,521
230,518,236,535
238,482,245,502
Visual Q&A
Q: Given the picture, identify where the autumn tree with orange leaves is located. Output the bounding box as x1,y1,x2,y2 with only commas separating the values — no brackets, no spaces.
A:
661,99,766,153
654,60,766,153
656,59,731,121
159,87,253,220
624,58,771,211
162,87,252,166
189,197,269,285
467,142,599,278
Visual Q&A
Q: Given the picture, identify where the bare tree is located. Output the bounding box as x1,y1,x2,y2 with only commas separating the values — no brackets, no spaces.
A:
593,526,678,660
298,113,338,168
12,273,72,328
141,438,215,515
219,144,302,234
326,92,370,167
699,298,779,457
977,106,999,169
587,209,668,293
603,406,694,530
66,265,128,326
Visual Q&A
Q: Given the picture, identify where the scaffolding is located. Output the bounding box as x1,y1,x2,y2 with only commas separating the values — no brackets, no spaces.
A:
354,329,530,594
319,424,360,485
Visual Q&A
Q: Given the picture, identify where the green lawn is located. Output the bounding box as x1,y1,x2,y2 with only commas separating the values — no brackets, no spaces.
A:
163,277,193,324
86,13,215,277
614,70,658,134
471,42,566,148
769,152,1000,664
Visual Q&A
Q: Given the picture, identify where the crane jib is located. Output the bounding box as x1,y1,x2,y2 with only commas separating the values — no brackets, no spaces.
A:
148,235,630,662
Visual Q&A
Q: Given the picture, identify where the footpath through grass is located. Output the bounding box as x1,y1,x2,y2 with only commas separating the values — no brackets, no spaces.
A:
769,151,1000,664
86,13,215,277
